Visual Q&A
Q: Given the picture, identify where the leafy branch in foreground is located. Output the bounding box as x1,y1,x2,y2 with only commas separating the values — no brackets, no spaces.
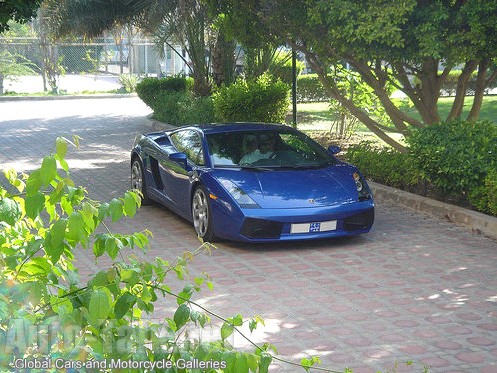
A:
0,137,426,372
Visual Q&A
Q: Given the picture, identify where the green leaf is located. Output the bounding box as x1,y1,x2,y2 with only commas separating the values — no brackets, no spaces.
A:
41,156,57,186
66,212,86,244
45,219,67,262
88,288,112,327
25,192,45,220
109,198,123,222
259,353,272,373
233,353,249,373
81,202,97,231
123,192,137,217
120,269,139,287
114,292,137,319
105,236,122,259
246,354,258,372
173,303,190,330
93,235,106,257
221,322,234,340
55,137,68,159
140,284,152,304
232,314,243,327
26,169,42,196
0,197,21,225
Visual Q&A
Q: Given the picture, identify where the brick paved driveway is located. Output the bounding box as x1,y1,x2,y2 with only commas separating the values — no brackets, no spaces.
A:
1,97,496,373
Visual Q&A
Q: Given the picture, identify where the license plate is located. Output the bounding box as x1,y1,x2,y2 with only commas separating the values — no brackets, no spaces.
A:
290,220,337,234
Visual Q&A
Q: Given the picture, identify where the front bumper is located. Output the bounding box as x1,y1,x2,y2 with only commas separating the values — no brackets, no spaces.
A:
212,200,374,243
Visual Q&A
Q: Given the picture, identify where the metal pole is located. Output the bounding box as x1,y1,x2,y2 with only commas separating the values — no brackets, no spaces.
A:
292,47,297,127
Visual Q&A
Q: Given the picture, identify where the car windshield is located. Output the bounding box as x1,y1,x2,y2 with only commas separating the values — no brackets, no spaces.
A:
205,128,336,169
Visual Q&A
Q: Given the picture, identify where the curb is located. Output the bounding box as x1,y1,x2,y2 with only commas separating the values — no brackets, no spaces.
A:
369,181,497,241
0,93,136,102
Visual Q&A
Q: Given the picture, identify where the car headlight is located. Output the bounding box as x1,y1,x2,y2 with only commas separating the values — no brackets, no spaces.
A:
353,172,371,201
219,179,260,208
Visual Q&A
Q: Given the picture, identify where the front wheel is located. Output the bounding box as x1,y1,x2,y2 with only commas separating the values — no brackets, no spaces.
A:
192,186,216,242
131,158,151,205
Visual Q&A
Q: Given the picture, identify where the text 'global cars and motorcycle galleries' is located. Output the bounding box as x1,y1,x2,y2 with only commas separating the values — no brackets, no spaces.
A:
131,123,374,242
11,357,227,370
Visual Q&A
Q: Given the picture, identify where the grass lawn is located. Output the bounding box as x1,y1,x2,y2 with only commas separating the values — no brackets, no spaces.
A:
399,95,497,123
293,95,497,147
293,95,497,131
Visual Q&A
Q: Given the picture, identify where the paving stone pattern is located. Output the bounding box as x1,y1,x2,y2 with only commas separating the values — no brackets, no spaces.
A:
1,97,496,373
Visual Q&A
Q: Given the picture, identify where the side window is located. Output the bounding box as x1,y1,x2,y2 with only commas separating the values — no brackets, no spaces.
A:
170,130,205,166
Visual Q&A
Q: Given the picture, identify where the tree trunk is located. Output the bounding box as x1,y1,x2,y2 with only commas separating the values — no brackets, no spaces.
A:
467,59,489,121
211,31,235,87
307,56,407,152
413,58,442,125
447,60,478,121
0,74,4,95
350,58,423,131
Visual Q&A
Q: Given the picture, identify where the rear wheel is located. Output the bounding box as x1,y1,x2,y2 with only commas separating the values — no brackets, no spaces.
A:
131,158,151,205
192,186,216,242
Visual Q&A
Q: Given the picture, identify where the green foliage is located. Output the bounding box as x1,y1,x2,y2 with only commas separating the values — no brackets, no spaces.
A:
407,120,497,208
1,138,300,371
0,0,42,33
483,170,497,215
135,75,191,110
152,91,215,125
136,73,289,125
346,124,497,218
0,50,36,94
296,74,328,103
267,51,304,86
118,73,139,93
213,73,290,123
229,0,497,151
345,142,421,191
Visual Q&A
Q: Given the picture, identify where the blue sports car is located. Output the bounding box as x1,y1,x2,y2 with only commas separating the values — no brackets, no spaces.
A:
131,123,374,243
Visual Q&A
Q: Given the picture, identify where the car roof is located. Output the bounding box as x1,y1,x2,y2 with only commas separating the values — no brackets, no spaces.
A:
168,122,297,135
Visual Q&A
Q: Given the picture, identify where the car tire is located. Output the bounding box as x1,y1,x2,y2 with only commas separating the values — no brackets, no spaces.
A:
192,185,216,242
131,158,152,205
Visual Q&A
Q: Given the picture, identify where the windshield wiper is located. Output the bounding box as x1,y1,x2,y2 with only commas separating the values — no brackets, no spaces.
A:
239,165,273,171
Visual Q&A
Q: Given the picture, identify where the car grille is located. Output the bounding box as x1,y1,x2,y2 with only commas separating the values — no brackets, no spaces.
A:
240,218,283,239
343,209,375,231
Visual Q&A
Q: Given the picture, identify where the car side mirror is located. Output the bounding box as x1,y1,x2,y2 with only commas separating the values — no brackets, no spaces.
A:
169,152,188,168
327,145,341,155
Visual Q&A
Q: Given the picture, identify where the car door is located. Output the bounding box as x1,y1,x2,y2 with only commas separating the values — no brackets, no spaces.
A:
159,129,205,218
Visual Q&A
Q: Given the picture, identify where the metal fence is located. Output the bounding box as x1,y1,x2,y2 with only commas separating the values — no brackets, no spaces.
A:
0,36,189,94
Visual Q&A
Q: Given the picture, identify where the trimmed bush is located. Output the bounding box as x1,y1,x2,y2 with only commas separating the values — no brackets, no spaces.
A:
136,75,192,111
213,74,290,123
345,142,421,192
407,120,497,210
484,170,497,215
152,91,214,125
296,74,328,102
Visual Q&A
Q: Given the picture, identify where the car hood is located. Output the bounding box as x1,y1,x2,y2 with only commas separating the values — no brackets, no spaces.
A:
212,164,358,209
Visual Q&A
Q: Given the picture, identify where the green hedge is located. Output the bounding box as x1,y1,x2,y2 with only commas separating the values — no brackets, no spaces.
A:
407,120,497,213
345,120,497,217
345,142,421,192
213,74,290,123
296,74,328,102
135,75,193,112
150,91,215,125
136,74,289,125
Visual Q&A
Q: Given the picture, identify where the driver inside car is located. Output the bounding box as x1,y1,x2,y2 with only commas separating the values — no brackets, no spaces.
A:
239,134,275,165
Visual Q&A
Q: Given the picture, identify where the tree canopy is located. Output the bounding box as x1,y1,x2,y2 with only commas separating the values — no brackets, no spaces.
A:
0,0,42,33
228,0,497,151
